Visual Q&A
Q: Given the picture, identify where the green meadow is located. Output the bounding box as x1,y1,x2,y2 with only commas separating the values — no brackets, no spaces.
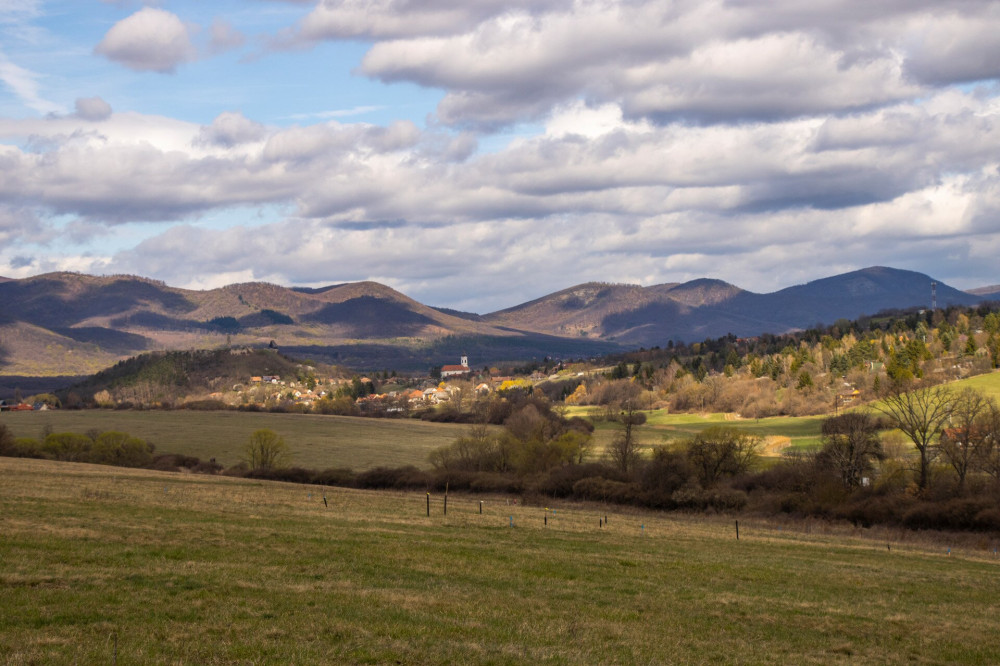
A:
574,370,1000,457
567,406,827,455
2,457,1000,664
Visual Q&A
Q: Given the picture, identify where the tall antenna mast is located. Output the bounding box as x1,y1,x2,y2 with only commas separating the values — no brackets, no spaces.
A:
931,281,937,310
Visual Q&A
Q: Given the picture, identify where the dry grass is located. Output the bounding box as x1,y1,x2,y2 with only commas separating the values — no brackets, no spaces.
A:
3,457,1000,664
0,410,472,469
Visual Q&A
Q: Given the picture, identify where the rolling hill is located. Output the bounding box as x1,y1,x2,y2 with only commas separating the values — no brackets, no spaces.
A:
0,273,618,376
0,267,992,378
484,266,984,346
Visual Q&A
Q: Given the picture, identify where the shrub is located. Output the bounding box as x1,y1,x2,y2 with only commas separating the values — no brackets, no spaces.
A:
704,488,749,511
311,467,357,487
181,399,229,411
42,432,93,462
223,461,250,477
834,496,913,527
671,482,708,509
1,437,44,459
0,425,17,456
429,470,478,491
642,449,693,495
571,477,639,504
249,466,314,484
899,499,998,531
973,507,1000,531
538,463,623,497
91,431,153,467
151,453,213,472
470,472,525,494
191,459,222,474
355,466,430,490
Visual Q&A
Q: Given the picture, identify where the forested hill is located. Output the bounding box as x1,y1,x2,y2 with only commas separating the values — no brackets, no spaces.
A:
484,267,983,346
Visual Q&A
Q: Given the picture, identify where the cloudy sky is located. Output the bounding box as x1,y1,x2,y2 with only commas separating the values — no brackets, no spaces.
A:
1,0,1000,312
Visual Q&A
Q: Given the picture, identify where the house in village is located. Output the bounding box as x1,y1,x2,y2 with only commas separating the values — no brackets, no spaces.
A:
401,389,425,405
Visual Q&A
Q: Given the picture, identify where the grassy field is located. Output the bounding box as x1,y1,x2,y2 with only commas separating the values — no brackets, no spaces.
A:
3,457,1000,664
574,370,1000,457
947,370,1000,401
567,407,827,456
0,410,474,470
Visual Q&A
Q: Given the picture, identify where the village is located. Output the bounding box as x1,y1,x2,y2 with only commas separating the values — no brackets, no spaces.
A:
199,355,563,416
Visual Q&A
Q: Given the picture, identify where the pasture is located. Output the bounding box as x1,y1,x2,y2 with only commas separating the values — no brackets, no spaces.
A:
945,369,1000,402
568,406,827,456
2,457,999,664
0,410,473,470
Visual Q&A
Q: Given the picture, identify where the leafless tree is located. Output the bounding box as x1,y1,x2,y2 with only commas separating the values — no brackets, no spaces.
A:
686,426,762,487
975,402,1000,481
818,411,883,490
608,400,646,475
938,389,996,492
874,384,955,491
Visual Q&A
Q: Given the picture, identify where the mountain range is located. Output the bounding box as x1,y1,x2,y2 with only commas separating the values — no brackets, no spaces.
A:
0,266,990,378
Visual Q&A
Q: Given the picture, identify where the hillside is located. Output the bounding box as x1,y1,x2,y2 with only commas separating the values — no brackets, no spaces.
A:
485,267,983,347
968,285,1000,297
62,348,339,407
0,273,556,375
721,266,981,335
0,267,993,377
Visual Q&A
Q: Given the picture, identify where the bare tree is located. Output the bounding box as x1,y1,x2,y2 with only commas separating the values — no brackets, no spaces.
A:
818,411,883,490
975,402,1000,481
686,426,762,487
939,389,995,492
874,384,954,491
608,400,646,475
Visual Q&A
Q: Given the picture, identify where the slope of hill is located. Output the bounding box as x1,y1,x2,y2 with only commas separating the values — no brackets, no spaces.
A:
486,282,656,338
723,266,980,334
485,267,986,347
0,267,993,377
63,348,338,406
0,273,614,375
968,285,1000,297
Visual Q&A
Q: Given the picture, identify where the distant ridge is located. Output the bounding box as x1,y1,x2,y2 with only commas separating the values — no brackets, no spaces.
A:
968,285,1000,297
0,266,992,375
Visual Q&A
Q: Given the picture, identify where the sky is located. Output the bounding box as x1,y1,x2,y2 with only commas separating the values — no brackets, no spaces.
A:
1,1,1000,313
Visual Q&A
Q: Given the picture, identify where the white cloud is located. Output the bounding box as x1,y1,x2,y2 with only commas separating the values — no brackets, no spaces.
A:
0,50,63,114
196,111,267,148
208,18,245,54
273,1,998,130
74,97,113,121
95,7,196,73
6,0,1000,308
298,0,548,40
